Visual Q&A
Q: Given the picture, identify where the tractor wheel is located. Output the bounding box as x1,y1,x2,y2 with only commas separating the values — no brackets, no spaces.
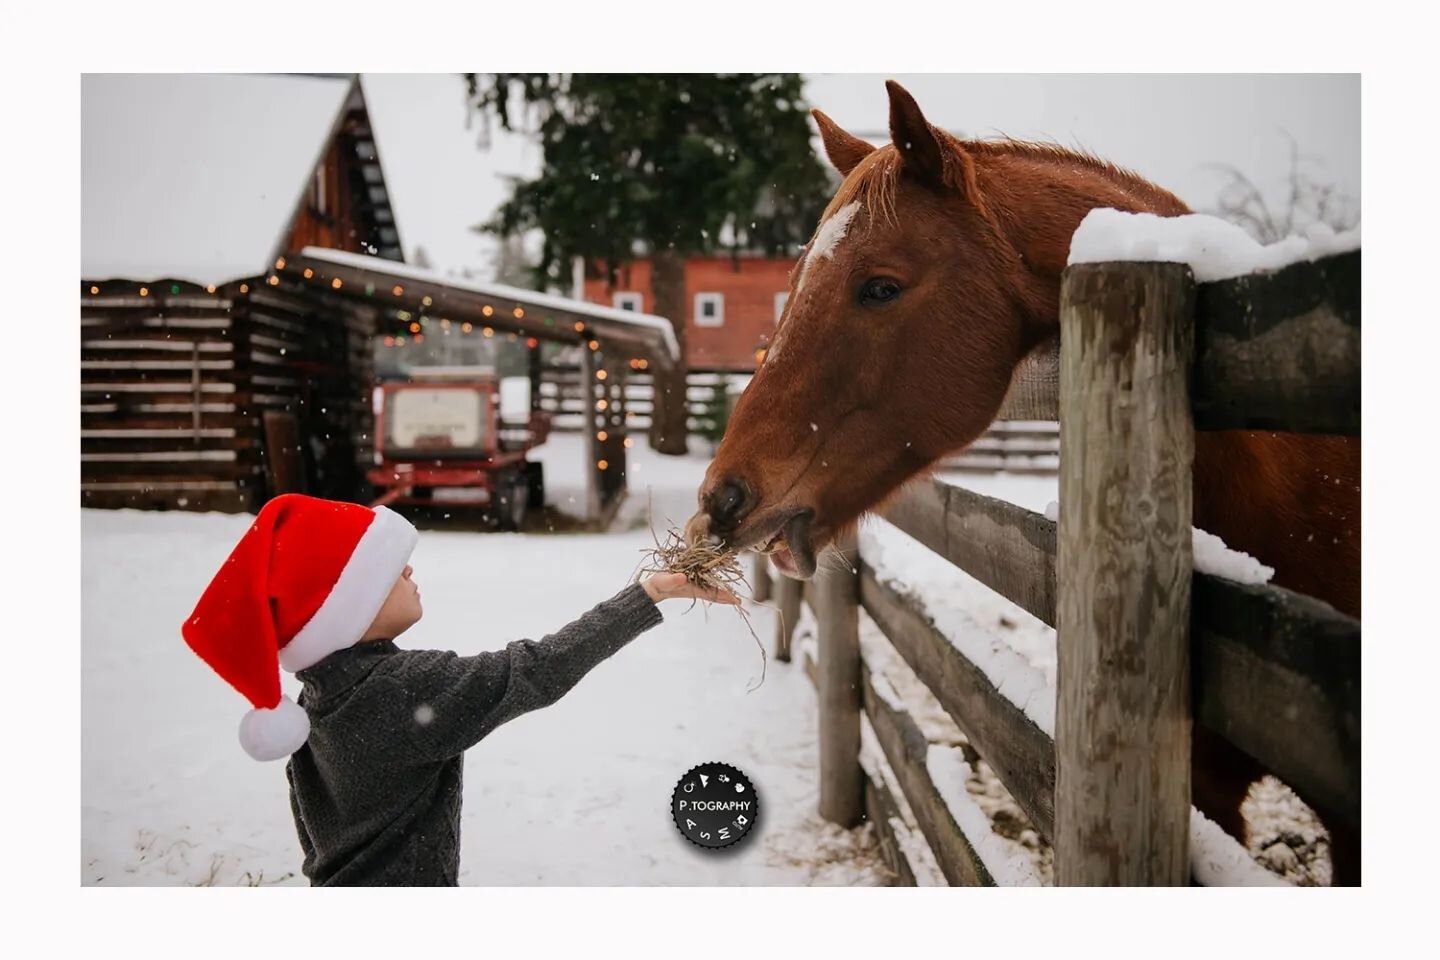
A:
495,474,528,532
523,460,546,509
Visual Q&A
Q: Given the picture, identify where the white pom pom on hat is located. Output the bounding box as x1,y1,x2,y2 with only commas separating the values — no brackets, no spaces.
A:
181,495,418,761
239,695,311,761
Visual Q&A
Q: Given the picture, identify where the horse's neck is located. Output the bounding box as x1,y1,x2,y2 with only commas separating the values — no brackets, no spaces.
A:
974,148,1190,346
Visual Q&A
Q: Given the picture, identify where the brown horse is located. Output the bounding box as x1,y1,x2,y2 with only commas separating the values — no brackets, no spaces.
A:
686,81,1359,883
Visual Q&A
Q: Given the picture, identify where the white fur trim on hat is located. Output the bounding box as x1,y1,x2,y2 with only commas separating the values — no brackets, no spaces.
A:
239,694,311,761
277,506,419,673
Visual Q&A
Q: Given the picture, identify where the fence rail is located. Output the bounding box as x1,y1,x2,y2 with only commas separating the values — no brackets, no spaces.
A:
771,250,1360,885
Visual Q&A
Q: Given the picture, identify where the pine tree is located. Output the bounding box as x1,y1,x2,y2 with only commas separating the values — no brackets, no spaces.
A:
464,73,830,454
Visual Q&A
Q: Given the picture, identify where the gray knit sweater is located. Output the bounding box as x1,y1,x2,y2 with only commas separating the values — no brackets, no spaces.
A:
284,582,664,886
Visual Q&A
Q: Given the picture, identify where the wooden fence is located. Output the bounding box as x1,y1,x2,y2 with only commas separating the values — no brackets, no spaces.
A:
758,251,1360,885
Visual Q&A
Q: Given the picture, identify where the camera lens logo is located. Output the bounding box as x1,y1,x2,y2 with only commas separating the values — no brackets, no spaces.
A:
671,762,758,850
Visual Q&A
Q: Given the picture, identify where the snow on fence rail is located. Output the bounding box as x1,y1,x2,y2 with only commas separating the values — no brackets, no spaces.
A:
757,249,1361,886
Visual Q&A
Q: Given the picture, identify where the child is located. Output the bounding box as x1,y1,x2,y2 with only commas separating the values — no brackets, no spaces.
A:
181,493,737,886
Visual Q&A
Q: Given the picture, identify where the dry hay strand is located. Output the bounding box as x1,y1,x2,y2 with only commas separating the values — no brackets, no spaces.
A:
634,501,768,691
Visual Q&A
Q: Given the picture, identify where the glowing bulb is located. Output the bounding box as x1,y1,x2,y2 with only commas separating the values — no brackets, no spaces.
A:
596,369,608,381
513,306,525,319
574,321,585,333
239,284,249,293
422,295,433,307
303,268,314,279
275,257,286,270
596,399,608,411
597,431,608,442
206,285,216,294
441,318,451,329
482,305,494,317
588,340,599,351
526,337,539,349
384,336,395,346
623,438,634,449
462,322,473,333
597,460,609,471
409,322,421,333
89,286,99,295
268,275,280,286
331,278,343,289
138,287,149,297
393,285,404,296
483,326,494,337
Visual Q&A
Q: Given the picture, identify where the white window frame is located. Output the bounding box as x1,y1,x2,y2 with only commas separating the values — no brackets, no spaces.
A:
774,291,788,324
695,292,725,328
613,291,643,312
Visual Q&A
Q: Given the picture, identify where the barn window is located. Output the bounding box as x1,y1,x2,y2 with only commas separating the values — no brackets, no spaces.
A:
695,293,725,327
613,292,643,312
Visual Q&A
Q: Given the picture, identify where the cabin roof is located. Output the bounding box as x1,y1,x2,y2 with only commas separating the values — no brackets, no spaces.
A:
82,74,355,287
297,246,681,364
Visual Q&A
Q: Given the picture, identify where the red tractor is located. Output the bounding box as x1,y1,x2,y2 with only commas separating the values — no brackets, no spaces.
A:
368,369,549,530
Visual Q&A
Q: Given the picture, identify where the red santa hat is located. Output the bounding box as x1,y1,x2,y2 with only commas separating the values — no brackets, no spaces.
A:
181,494,418,761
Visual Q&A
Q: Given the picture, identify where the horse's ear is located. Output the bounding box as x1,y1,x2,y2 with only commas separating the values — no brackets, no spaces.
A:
886,80,947,186
812,109,875,177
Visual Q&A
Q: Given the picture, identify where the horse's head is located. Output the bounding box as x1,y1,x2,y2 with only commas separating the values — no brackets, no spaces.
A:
686,81,1047,577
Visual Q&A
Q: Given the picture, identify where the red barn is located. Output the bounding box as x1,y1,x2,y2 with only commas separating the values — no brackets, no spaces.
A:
581,254,795,371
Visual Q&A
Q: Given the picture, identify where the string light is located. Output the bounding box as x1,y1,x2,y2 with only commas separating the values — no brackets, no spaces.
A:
482,305,494,317
170,284,181,294
409,322,421,333
596,399,608,411
268,275,280,286
574,321,586,333
384,336,396,347
89,286,99,295
239,284,249,293
623,437,634,449
275,257,286,270
597,431,608,442
139,287,149,297
596,369,608,381
597,460,609,471
526,337,539,349
206,285,216,294
462,322,473,333
513,306,525,319
588,340,599,351
422,295,433,307
483,326,494,337
331,278,343,290
303,268,314,279
441,318,451,329
396,335,407,345
413,334,424,343
392,285,405,296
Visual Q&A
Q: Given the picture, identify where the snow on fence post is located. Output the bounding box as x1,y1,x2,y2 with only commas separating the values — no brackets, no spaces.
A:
815,529,864,827
1056,261,1196,885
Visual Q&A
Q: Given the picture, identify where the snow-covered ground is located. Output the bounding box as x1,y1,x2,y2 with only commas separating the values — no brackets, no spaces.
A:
81,434,890,886
81,435,1327,886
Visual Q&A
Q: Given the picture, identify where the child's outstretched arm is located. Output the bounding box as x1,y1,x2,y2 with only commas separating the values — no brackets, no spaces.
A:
371,576,735,763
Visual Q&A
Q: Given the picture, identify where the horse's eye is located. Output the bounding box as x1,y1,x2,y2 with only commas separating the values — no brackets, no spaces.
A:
859,278,901,305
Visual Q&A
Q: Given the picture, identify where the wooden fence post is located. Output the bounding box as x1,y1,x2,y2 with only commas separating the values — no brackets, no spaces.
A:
751,552,773,604
1056,262,1196,885
815,531,863,827
773,572,800,664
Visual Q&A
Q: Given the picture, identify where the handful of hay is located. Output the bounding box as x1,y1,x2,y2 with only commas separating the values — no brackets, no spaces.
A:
635,518,768,690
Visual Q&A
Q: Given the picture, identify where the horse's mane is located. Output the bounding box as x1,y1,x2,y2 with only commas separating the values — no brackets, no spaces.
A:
822,133,1182,227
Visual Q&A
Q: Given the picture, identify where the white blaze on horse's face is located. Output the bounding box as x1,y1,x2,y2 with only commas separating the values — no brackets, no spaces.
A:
797,201,861,295
771,201,863,367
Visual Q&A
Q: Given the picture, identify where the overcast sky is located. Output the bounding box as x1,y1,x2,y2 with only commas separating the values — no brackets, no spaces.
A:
360,73,1359,279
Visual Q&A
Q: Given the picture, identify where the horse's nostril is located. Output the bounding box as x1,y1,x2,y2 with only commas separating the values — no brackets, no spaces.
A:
709,478,751,528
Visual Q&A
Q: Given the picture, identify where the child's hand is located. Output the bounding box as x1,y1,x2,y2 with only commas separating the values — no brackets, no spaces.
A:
641,572,741,606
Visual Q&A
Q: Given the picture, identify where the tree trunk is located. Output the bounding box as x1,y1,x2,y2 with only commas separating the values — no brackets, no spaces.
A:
649,247,689,455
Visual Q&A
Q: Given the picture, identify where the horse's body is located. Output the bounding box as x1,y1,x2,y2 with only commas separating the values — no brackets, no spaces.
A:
688,82,1359,883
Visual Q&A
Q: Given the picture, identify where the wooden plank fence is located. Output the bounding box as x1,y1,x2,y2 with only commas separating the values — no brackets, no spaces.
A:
757,250,1360,886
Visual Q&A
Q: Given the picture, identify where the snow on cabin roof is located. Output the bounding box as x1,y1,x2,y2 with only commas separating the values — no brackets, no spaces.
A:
82,74,354,287
299,246,681,363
